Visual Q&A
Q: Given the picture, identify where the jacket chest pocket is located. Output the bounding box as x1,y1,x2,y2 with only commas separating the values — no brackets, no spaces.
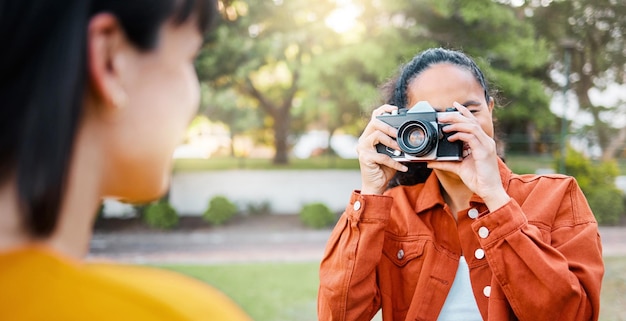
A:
382,237,427,267
379,237,429,313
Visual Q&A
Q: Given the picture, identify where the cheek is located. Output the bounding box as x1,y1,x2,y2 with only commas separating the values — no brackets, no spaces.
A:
479,115,495,138
182,66,201,118
107,65,200,201
144,65,199,144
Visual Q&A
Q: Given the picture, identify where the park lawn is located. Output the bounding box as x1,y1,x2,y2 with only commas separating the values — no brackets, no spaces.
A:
160,262,319,321
600,256,626,321
174,154,626,175
160,257,625,321
173,156,360,172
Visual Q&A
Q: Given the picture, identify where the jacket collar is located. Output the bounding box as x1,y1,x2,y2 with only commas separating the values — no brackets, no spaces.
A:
413,157,512,214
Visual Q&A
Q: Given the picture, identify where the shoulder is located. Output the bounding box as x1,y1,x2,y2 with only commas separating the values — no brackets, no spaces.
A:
82,262,252,320
0,248,250,320
507,172,579,194
506,172,595,225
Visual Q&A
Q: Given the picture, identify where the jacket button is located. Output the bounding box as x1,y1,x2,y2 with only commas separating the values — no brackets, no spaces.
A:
468,208,479,219
478,226,489,239
483,285,492,297
397,249,404,260
474,248,485,259
353,200,361,211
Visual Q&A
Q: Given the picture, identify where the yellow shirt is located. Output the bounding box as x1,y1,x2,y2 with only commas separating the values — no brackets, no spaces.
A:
0,246,252,321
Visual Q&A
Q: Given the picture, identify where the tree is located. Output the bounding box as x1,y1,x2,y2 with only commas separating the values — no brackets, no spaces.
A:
526,0,626,160
197,0,342,164
297,44,391,155
198,0,555,162
358,0,555,155
200,85,263,158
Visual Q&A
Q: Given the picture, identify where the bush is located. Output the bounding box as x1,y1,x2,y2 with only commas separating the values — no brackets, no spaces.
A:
245,200,272,216
143,200,179,229
299,202,337,229
203,195,238,225
584,185,624,225
563,147,625,225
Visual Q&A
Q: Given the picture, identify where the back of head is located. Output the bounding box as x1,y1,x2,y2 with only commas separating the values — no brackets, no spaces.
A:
0,0,217,237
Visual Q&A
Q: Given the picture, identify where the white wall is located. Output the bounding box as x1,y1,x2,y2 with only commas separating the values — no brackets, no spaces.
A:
168,170,361,215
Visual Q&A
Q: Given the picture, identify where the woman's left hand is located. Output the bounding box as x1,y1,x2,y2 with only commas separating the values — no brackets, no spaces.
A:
426,102,510,211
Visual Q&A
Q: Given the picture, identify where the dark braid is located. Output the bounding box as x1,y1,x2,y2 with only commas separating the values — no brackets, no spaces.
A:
384,48,492,189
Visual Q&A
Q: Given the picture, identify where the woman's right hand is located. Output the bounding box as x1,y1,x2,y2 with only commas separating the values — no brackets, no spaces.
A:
357,105,408,195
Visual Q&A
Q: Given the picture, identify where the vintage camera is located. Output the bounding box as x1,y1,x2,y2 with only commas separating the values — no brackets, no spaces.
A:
375,101,463,162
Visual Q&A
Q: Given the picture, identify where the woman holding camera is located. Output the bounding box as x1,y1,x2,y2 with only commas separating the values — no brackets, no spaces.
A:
317,48,603,321
0,1,250,320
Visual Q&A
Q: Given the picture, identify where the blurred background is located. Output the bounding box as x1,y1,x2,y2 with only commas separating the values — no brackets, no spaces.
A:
90,0,626,320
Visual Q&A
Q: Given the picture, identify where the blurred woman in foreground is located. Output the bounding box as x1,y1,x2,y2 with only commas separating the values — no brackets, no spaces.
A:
0,1,251,320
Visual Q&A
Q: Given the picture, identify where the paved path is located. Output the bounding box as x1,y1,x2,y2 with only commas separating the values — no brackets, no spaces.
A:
87,222,626,264
88,229,331,264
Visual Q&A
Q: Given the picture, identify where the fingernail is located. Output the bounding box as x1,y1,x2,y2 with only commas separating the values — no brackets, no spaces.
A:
401,165,408,172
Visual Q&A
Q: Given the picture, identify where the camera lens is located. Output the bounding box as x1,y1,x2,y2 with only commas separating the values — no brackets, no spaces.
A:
407,128,426,147
397,121,437,157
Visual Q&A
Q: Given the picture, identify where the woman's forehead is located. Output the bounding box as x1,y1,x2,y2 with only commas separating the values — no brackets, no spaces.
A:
406,64,485,108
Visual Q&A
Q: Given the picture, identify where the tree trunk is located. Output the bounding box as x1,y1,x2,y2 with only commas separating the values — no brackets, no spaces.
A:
229,130,236,157
273,111,291,164
327,127,338,167
526,121,537,154
602,126,626,161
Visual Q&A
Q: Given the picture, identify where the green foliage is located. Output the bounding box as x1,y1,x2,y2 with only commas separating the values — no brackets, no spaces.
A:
562,148,625,225
203,195,238,225
173,156,360,172
143,201,179,230
505,153,555,174
96,202,105,220
245,200,272,216
526,0,626,159
584,185,624,226
299,202,336,229
196,0,559,163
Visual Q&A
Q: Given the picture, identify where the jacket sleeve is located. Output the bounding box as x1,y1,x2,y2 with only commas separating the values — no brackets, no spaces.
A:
473,177,604,321
317,191,393,321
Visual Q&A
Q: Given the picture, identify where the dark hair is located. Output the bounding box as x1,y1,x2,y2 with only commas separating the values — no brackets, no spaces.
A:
0,0,218,238
383,48,492,189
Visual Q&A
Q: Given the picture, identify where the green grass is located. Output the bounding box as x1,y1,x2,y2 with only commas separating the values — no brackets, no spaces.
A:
600,256,626,321
174,154,626,176
160,262,319,321
159,257,626,321
174,154,564,174
504,153,557,174
173,156,360,172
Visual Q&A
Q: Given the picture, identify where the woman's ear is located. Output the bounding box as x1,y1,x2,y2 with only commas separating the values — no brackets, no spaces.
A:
87,13,128,110
487,96,495,113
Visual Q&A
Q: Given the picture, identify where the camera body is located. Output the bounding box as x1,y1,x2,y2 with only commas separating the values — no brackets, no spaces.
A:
375,101,463,162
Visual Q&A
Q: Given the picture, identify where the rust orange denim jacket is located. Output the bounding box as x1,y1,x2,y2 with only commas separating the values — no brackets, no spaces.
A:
318,159,604,321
